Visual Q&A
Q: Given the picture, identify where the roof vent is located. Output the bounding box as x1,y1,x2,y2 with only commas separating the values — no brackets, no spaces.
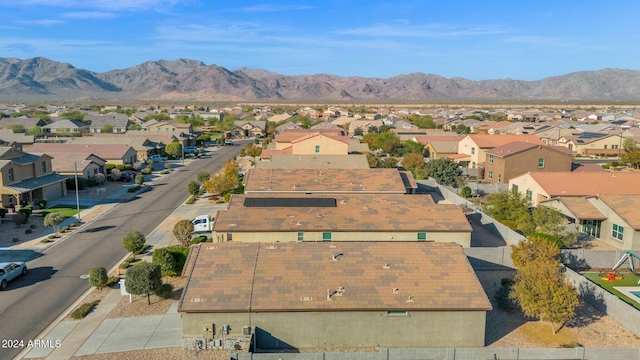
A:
295,222,302,226
392,288,399,294
340,200,346,204
191,298,205,303
206,246,217,250
329,243,337,248
229,223,237,227
331,251,343,261
336,287,345,296
383,263,391,269
300,296,312,301
406,295,414,303
266,245,278,250
326,289,334,301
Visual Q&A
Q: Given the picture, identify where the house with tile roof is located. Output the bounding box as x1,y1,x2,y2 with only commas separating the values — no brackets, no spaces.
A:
244,168,417,195
212,194,472,246
85,113,130,133
457,134,544,169
542,195,640,250
274,121,301,134
178,241,491,349
0,146,68,209
254,154,370,169
67,135,165,161
481,142,573,184
425,140,462,159
0,117,46,129
558,132,624,156
0,130,35,146
508,171,640,206
264,131,368,160
142,120,194,134
233,120,267,137
41,119,89,134
25,143,138,165
45,153,106,179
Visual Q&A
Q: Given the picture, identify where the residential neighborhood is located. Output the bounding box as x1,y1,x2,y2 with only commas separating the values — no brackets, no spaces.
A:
2,102,640,359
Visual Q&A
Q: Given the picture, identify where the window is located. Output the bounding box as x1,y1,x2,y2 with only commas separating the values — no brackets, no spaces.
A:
41,162,47,173
471,147,475,155
322,232,332,241
612,224,624,241
472,161,476,169
613,145,619,149
487,170,493,179
387,310,408,316
488,154,494,163
227,233,233,241
315,145,320,153
512,184,518,192
525,189,532,201
297,232,304,241
604,145,607,149
497,174,502,183
538,158,545,168
417,232,426,241
8,168,14,181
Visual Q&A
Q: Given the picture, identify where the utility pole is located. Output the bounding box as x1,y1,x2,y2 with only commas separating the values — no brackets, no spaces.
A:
74,162,81,222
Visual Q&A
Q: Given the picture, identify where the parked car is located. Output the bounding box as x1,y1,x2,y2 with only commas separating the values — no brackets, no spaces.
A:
224,139,234,146
184,146,199,154
192,215,214,233
149,154,167,162
120,170,138,182
0,262,27,290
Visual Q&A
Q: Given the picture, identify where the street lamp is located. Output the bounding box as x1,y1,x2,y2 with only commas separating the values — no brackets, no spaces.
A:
74,162,81,222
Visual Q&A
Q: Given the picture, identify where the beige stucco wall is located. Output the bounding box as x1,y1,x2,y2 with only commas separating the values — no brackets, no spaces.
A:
212,231,471,247
588,198,640,250
508,174,549,206
182,310,486,348
484,147,572,184
568,135,623,155
291,136,349,155
457,137,484,168
0,156,53,186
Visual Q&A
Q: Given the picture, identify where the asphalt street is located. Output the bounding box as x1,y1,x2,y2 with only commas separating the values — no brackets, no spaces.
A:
0,143,245,360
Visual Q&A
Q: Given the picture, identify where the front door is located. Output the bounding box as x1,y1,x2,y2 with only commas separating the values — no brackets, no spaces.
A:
581,220,602,238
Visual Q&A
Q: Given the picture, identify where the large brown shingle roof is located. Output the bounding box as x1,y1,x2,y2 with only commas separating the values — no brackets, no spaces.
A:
26,143,135,160
213,194,470,233
468,134,543,148
598,195,640,230
244,168,408,194
542,197,606,220
178,242,491,313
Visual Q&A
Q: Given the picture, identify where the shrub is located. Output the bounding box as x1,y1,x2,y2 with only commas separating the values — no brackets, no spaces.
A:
161,170,169,175
135,174,145,185
152,248,178,276
25,229,32,234
191,235,210,244
48,234,56,239
122,231,146,254
89,266,108,289
0,207,6,218
61,226,69,232
105,164,116,171
461,186,472,198
140,166,152,175
164,162,174,170
19,205,33,218
40,238,51,243
196,169,210,183
185,195,195,204
124,164,133,170
224,193,231,202
155,283,174,299
116,164,125,171
166,246,190,274
87,177,98,187
14,212,27,226
70,300,100,319
38,200,47,209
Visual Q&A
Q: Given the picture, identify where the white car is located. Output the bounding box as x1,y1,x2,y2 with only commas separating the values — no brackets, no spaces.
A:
0,262,27,290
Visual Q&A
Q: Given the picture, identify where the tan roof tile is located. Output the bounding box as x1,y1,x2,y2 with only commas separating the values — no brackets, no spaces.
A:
213,194,471,233
178,242,491,313
598,195,640,230
469,134,543,148
524,171,640,197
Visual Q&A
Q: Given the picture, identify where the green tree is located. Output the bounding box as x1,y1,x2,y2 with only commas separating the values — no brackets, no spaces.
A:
100,123,113,133
89,266,108,290
9,124,25,133
43,212,65,236
128,123,142,130
410,115,436,129
122,231,146,254
165,142,183,159
26,126,43,136
532,206,566,235
381,156,398,168
197,170,210,183
423,158,462,187
353,128,364,136
125,262,162,305
460,186,472,198
400,140,425,156
173,219,195,247
622,138,638,153
60,110,86,121
188,181,200,196
373,131,402,155
135,174,145,185
509,235,579,334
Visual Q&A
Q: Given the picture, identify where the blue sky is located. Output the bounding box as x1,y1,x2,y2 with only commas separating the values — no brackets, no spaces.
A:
1,1,638,81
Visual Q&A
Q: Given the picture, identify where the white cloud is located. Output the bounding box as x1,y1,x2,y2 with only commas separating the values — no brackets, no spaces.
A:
238,4,313,12
338,24,509,39
6,0,188,11
62,11,119,19
15,19,64,26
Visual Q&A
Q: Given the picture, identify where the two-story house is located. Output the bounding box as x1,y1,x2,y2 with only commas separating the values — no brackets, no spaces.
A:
457,134,543,169
0,147,68,209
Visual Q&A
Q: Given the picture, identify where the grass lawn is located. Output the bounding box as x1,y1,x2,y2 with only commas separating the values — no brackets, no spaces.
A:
583,272,640,310
37,205,88,218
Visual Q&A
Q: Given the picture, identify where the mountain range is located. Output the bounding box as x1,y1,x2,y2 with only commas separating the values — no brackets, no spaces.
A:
1,57,640,103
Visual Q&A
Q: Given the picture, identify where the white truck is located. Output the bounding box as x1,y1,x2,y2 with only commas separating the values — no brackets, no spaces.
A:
192,215,213,232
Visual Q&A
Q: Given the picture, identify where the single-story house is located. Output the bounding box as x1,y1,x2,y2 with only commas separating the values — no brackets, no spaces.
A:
25,143,138,165
254,154,370,169
212,194,472,246
178,242,491,350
